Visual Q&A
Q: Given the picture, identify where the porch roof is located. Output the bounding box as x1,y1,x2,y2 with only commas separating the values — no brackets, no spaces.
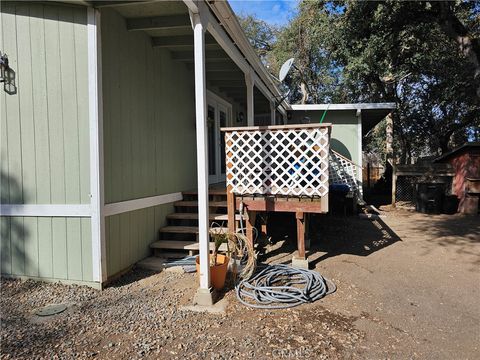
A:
290,103,396,135
76,0,287,114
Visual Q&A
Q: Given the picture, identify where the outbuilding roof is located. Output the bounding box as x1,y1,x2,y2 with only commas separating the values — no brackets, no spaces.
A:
434,142,480,162
290,103,396,134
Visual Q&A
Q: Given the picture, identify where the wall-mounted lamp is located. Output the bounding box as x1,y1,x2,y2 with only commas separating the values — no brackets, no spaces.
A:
0,51,16,95
0,51,9,82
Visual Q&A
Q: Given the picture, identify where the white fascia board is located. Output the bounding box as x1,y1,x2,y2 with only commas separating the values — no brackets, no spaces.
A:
204,11,274,103
291,103,396,111
205,0,289,109
209,1,282,95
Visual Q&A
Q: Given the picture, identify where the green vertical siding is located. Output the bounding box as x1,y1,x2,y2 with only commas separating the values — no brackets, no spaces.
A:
102,8,197,204
0,216,93,282
0,2,90,204
290,110,360,162
0,2,94,283
101,9,199,277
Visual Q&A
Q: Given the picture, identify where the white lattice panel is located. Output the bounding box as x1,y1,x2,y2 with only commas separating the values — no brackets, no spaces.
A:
225,127,330,197
329,150,360,191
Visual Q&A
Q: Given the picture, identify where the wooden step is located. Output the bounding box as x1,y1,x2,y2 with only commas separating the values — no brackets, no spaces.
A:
150,240,228,252
159,226,228,235
166,212,243,221
151,240,196,250
174,201,227,208
183,188,226,196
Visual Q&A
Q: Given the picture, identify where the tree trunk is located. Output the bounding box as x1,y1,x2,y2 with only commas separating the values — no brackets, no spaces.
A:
300,82,309,104
438,131,454,154
433,2,480,98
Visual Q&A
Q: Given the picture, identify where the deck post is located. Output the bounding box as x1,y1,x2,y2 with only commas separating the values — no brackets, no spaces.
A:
190,8,213,306
245,72,254,126
292,211,309,269
296,212,305,258
227,185,235,233
246,210,257,247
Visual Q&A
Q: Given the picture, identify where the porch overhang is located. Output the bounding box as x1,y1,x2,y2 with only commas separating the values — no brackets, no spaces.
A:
290,103,396,135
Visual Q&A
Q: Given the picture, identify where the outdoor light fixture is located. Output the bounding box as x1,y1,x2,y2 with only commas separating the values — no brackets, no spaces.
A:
0,51,16,95
0,51,9,82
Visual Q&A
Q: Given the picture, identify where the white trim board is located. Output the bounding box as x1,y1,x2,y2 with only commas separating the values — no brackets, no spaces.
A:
87,7,106,283
0,204,91,217
291,103,396,111
104,192,183,217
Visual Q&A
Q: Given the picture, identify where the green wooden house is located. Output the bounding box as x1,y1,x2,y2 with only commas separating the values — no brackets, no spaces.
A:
0,0,393,296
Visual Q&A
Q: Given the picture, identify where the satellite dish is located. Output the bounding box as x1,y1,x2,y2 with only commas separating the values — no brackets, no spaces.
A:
279,58,295,82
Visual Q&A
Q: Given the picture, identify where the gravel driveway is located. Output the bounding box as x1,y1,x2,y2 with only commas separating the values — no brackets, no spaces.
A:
1,209,479,359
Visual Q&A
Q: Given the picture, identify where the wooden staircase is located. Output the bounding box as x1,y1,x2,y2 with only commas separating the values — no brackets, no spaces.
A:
149,187,235,258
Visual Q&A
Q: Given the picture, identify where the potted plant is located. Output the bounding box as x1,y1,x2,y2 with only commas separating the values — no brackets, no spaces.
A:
196,231,230,290
196,230,256,290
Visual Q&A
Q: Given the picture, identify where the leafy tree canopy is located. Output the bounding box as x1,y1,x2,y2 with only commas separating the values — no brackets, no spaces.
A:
237,0,480,163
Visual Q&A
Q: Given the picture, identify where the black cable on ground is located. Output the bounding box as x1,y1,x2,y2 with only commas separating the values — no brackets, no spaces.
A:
235,264,336,309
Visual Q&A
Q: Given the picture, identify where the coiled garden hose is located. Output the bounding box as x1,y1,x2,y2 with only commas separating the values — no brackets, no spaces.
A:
235,264,336,309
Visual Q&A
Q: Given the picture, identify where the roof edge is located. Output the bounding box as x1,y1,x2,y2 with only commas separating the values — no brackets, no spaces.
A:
434,142,480,162
207,1,290,112
290,103,396,111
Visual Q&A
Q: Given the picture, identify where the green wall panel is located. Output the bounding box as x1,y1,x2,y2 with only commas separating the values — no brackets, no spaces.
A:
105,205,170,277
0,2,93,283
101,8,201,278
0,216,93,282
290,110,360,163
0,2,90,205
101,8,197,204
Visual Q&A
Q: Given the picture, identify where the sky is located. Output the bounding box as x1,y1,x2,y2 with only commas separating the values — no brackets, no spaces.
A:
229,0,298,26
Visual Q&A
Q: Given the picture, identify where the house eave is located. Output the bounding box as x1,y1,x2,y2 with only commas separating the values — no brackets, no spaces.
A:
290,103,396,111
206,0,290,113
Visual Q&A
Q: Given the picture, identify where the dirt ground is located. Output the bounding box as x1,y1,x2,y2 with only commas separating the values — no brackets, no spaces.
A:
1,208,479,359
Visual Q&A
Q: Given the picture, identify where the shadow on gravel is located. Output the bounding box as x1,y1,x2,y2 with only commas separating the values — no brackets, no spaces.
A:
261,212,401,267
410,214,480,268
105,268,158,289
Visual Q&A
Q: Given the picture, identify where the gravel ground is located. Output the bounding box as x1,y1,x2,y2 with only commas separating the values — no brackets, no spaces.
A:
1,209,479,359
1,269,361,359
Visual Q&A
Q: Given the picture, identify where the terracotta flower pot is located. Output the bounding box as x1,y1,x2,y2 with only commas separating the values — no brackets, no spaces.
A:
196,254,229,290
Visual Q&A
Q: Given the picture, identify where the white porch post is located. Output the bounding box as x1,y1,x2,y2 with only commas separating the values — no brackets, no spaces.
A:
190,9,213,305
270,101,276,125
245,72,254,126
356,108,364,203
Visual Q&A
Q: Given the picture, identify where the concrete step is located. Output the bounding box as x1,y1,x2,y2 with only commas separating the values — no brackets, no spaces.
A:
137,256,166,272
174,201,227,208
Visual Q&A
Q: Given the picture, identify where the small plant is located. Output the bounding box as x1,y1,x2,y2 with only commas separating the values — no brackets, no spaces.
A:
209,228,256,280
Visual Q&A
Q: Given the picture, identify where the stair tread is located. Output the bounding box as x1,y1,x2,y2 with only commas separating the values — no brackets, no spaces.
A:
150,240,228,251
159,226,228,234
150,240,196,249
166,212,243,221
183,188,226,196
174,201,227,207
